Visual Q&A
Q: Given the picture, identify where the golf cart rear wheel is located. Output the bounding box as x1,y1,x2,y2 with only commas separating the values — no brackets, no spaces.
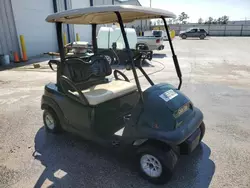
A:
43,109,61,133
181,34,187,39
136,145,177,184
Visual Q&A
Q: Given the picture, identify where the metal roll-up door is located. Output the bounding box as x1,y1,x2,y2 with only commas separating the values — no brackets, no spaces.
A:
0,0,19,57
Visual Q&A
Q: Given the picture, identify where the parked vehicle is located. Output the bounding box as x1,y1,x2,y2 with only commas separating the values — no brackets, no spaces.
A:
152,30,168,40
145,29,176,41
43,5,205,185
97,26,153,64
137,35,164,50
179,28,208,39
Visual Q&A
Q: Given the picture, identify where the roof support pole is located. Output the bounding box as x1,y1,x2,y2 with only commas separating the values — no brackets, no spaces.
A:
90,0,97,53
161,16,182,89
115,11,144,103
56,22,65,91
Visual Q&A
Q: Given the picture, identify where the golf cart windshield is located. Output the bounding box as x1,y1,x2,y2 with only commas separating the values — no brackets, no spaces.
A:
46,5,182,102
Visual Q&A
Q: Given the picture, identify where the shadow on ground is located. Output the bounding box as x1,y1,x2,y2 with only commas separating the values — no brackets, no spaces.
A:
33,127,215,188
152,54,167,59
111,60,154,70
180,38,209,41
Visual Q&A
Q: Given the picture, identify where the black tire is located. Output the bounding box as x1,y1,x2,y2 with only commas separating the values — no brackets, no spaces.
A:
43,109,61,133
181,34,187,39
200,122,206,141
136,145,178,184
199,34,205,39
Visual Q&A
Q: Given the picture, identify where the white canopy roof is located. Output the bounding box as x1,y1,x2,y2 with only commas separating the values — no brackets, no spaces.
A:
46,5,176,24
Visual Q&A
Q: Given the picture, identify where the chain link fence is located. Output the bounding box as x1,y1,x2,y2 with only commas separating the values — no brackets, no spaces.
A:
150,24,250,36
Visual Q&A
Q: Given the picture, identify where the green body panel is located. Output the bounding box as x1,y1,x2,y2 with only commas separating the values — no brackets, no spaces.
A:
42,83,203,147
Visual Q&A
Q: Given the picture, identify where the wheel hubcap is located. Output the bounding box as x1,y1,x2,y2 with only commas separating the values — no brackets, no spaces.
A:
45,113,55,130
140,154,162,178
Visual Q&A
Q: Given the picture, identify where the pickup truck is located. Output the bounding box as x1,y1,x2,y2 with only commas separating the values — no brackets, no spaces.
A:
179,28,208,39
137,36,164,51
97,26,164,52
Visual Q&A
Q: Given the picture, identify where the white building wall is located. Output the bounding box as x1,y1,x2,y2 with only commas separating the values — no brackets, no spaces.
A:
71,0,92,43
11,0,58,57
8,0,148,57
115,0,148,33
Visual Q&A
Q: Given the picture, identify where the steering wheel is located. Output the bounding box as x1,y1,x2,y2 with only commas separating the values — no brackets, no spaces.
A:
113,70,130,82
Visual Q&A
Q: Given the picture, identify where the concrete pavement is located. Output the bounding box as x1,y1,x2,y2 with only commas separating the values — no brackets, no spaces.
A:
0,37,250,188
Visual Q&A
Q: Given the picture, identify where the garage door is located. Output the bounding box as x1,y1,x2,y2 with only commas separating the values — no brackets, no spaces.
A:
0,0,19,56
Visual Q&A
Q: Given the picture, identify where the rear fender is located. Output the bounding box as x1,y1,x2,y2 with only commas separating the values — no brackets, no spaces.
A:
41,95,66,129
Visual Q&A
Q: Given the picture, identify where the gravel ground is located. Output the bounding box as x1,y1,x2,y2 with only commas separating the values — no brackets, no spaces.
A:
0,37,250,188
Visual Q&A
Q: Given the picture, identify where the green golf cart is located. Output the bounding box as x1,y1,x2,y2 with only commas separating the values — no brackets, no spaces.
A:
41,5,205,184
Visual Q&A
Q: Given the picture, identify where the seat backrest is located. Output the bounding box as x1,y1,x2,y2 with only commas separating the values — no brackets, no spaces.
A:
63,56,112,89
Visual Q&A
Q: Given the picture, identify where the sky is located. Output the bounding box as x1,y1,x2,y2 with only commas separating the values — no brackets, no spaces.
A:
139,0,250,22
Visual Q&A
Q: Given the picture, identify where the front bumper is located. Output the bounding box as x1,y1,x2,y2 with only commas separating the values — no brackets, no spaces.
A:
178,127,201,154
156,107,203,145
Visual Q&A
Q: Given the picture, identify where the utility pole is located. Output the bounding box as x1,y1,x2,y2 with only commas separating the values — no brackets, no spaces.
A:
112,0,114,5
150,0,152,7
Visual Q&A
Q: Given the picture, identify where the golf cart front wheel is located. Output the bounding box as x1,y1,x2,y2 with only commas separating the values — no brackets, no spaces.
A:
136,145,177,184
43,109,61,133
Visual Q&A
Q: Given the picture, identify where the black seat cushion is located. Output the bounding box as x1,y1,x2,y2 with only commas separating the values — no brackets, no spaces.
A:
65,56,111,82
63,56,112,89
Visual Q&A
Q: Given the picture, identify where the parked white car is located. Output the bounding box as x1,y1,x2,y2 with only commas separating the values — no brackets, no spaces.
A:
145,30,168,41
137,36,164,50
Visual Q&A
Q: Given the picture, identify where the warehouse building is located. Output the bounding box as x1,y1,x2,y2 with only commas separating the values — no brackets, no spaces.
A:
0,0,147,60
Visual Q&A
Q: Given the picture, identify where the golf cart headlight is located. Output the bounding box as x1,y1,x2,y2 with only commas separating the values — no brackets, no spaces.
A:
173,103,190,118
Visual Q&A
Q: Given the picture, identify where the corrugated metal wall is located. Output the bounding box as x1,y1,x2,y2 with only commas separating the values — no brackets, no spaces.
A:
0,0,19,56
56,0,75,42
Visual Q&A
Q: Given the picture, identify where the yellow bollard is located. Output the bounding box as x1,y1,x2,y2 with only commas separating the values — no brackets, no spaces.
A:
20,35,28,61
63,33,67,45
170,30,176,40
76,33,80,41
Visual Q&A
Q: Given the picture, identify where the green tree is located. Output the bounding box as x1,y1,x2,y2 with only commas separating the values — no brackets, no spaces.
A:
198,18,203,24
178,12,189,24
157,19,161,25
221,15,229,24
172,18,178,24
205,17,214,24
217,17,222,24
